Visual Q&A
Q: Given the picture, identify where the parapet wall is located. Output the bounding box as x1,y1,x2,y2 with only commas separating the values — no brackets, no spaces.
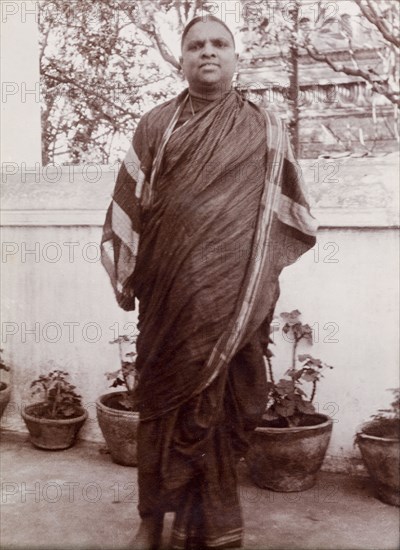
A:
1,156,398,473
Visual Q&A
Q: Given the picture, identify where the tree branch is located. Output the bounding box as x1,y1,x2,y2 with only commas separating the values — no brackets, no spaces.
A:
44,72,142,117
304,45,400,106
124,9,180,70
39,26,51,66
175,0,183,27
354,0,400,48
152,24,181,69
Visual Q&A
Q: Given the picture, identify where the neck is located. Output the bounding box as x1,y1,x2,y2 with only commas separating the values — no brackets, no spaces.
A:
188,83,232,102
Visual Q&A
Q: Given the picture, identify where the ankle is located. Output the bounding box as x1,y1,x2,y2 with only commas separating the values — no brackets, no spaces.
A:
130,516,164,550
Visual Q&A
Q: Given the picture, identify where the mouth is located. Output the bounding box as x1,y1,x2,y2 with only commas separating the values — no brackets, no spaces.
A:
200,63,219,68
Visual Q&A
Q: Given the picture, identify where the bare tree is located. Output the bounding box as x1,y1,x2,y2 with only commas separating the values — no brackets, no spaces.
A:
39,0,207,164
300,0,399,106
239,0,399,155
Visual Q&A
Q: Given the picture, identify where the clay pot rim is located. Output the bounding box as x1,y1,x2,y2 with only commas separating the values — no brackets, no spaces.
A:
255,413,333,434
357,431,399,443
21,403,88,424
96,391,139,418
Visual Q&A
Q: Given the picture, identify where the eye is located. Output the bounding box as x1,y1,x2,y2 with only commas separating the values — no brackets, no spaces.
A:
187,42,201,51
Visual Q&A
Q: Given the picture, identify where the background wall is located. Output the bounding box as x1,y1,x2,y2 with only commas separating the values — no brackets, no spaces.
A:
274,226,399,472
1,158,398,473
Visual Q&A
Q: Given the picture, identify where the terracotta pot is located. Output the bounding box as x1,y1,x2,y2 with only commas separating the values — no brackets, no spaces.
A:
0,382,11,419
21,403,87,450
357,430,399,507
246,413,333,492
96,391,139,467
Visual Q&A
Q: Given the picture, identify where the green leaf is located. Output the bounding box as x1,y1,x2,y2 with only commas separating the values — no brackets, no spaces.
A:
297,400,316,414
280,310,301,322
285,368,297,377
301,324,313,343
303,372,319,382
276,400,295,417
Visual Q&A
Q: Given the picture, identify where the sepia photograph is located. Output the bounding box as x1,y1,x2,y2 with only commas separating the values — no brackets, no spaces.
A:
1,1,399,549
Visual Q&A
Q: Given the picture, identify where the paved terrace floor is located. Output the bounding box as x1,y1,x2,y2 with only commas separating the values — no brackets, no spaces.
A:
1,431,399,550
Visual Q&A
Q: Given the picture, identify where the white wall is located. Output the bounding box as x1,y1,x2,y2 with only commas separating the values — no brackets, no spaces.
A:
1,159,398,473
274,227,399,472
1,223,398,472
0,225,137,442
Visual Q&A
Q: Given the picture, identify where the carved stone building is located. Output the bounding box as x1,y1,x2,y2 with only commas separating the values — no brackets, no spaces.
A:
237,14,398,158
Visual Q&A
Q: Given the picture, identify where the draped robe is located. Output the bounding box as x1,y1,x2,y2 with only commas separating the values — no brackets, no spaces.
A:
101,89,317,548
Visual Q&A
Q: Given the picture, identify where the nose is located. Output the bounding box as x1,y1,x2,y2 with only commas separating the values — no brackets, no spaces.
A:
201,41,216,57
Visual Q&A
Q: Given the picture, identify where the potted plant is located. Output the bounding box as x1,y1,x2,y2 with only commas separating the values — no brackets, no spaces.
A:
0,348,11,420
246,310,334,492
355,388,399,506
96,334,140,467
21,368,88,450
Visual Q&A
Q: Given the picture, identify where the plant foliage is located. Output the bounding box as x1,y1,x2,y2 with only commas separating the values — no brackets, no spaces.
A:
29,369,83,419
106,334,139,411
264,310,333,427
0,349,10,372
357,388,400,440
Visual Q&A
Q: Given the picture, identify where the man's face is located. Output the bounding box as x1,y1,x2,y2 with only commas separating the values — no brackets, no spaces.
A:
180,21,237,95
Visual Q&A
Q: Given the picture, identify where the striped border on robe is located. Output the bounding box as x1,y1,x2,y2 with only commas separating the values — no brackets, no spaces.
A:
100,144,146,309
195,110,318,394
170,526,242,549
100,96,189,309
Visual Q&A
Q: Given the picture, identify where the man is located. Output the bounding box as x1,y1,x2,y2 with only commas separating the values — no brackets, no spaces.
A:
101,15,317,550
